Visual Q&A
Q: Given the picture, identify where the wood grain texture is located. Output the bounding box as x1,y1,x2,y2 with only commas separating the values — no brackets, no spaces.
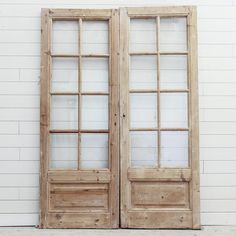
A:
0,0,235,228
40,6,199,229
119,7,130,228
48,170,111,183
49,9,112,19
40,8,119,229
39,8,51,228
49,183,109,212
187,6,201,229
128,168,191,182
127,210,192,228
47,212,110,228
120,6,200,229
131,182,189,208
127,6,193,16
109,9,120,228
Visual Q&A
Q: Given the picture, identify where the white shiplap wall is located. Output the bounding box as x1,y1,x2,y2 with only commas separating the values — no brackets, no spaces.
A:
0,0,235,226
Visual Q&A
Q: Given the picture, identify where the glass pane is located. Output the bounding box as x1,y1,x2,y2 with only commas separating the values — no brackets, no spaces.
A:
130,131,158,167
160,93,188,128
80,133,108,169
161,131,188,167
130,55,157,90
160,17,187,52
81,58,108,93
82,20,108,54
51,95,78,129
52,21,79,54
130,18,156,52
50,134,78,169
51,58,78,93
160,55,187,89
81,95,108,130
130,93,157,128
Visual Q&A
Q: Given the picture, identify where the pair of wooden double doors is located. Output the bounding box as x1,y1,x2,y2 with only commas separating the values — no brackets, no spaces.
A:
40,7,200,229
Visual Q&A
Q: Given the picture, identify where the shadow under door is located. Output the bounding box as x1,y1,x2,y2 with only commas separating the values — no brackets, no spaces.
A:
40,7,200,229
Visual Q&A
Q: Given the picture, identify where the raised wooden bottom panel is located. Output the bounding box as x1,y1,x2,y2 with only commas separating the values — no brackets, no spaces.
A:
127,210,192,228
47,213,111,228
131,181,189,208
49,183,109,212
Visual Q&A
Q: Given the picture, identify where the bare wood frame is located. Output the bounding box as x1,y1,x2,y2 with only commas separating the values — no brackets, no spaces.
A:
120,6,200,229
40,6,199,229
40,8,119,228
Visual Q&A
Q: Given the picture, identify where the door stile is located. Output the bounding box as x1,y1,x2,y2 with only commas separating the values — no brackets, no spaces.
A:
187,7,200,229
109,9,120,228
119,8,130,228
40,9,52,228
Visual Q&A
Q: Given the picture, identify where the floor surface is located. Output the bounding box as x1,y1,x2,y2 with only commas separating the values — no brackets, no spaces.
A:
0,226,236,236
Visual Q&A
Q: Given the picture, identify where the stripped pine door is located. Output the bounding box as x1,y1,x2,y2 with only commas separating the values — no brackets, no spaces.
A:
40,6,199,229
40,9,119,228
120,7,200,229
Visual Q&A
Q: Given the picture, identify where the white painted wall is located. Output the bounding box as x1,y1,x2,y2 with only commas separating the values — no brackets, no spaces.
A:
0,0,235,226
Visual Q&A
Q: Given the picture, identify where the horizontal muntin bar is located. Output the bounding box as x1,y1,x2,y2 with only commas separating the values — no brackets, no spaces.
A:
51,54,109,58
129,51,188,56
160,89,189,93
129,52,157,56
130,128,189,131
160,51,188,55
129,90,157,93
82,54,109,58
129,89,189,93
50,129,109,134
50,92,109,96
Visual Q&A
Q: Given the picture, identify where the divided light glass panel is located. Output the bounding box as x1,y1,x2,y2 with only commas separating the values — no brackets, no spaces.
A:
81,95,108,130
160,17,187,52
130,93,157,129
52,21,79,54
82,20,109,54
129,18,158,167
81,20,109,169
160,93,188,128
159,16,189,168
81,58,109,93
160,55,187,89
50,95,78,130
160,131,188,168
80,133,109,169
130,131,158,167
50,19,109,170
51,58,78,93
129,16,189,169
130,18,156,53
130,55,157,90
50,134,78,170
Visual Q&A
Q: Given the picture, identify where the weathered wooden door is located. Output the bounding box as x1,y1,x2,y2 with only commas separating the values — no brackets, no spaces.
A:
40,9,119,228
120,7,200,229
40,6,199,229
